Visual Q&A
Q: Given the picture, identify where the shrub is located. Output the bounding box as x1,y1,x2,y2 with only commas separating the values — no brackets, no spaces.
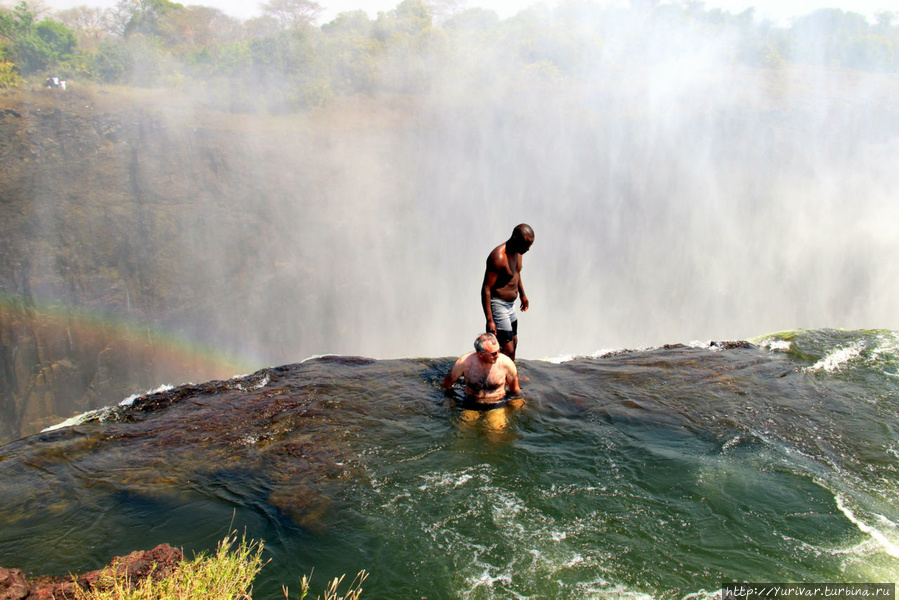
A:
0,60,22,88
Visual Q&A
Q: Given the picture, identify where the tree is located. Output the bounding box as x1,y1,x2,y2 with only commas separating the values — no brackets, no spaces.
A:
426,0,466,24
788,8,870,67
259,0,323,30
155,5,240,50
120,0,185,37
321,10,372,36
443,7,499,32
321,10,378,93
874,11,896,30
0,1,78,73
373,0,433,41
395,0,433,33
54,6,111,48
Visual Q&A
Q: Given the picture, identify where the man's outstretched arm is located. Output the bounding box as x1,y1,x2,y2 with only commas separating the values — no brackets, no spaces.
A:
443,358,465,389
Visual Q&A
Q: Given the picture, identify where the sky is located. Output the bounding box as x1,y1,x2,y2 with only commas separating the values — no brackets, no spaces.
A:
26,0,898,25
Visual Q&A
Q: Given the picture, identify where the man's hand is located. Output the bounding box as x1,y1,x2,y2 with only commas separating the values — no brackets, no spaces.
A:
520,296,529,312
486,320,497,334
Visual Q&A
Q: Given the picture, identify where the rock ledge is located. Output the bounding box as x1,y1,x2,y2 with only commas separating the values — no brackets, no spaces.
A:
0,544,182,600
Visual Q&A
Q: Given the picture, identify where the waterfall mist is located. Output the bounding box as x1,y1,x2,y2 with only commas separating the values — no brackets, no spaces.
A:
11,3,899,371
182,22,899,363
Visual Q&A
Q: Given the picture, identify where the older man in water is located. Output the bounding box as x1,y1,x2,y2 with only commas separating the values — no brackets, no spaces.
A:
482,223,535,361
443,333,523,429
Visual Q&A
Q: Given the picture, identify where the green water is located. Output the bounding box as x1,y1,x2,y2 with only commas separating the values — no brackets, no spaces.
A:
0,330,897,599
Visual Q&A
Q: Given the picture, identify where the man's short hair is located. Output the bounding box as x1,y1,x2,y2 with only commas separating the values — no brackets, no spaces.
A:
474,333,499,353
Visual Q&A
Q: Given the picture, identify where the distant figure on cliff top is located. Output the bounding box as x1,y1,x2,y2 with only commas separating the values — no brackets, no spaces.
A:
443,333,523,430
482,223,534,361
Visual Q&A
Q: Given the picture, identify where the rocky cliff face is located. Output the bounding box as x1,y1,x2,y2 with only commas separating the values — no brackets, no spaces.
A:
0,84,428,444
0,86,308,443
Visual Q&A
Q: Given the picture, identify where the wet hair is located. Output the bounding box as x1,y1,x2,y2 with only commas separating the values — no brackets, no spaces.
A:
474,333,499,353
512,223,534,241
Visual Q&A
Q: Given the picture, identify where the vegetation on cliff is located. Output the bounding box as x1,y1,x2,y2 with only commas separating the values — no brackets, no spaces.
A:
71,534,264,600
74,536,368,600
0,0,898,101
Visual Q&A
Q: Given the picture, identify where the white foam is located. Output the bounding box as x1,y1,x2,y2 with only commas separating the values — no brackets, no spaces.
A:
231,373,270,392
41,407,114,432
41,384,176,433
835,493,899,559
418,472,474,491
806,344,863,373
721,436,742,452
119,384,175,407
757,338,792,352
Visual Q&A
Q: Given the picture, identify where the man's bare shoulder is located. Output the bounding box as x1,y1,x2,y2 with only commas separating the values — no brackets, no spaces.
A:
457,351,477,364
486,243,508,268
498,354,517,373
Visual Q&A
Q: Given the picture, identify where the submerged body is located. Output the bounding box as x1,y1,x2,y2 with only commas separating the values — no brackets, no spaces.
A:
443,333,521,404
443,333,523,430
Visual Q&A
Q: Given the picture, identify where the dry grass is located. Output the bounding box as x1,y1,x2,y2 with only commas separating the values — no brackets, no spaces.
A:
70,533,368,600
283,570,369,600
73,533,264,600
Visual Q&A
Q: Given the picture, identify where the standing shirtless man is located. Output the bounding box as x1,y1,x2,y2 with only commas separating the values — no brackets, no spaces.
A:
482,224,535,360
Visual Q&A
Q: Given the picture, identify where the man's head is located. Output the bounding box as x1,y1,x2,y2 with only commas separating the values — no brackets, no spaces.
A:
509,223,535,254
474,333,501,364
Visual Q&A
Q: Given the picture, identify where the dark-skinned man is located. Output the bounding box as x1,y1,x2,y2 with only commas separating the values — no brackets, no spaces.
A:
481,224,535,361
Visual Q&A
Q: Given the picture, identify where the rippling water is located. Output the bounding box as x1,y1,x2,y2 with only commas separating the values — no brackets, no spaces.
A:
0,329,897,599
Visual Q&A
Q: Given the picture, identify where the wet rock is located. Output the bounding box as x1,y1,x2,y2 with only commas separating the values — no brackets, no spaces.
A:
0,543,182,600
710,340,754,350
0,567,29,600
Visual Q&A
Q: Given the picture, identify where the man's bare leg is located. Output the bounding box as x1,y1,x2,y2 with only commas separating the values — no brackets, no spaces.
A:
501,339,515,360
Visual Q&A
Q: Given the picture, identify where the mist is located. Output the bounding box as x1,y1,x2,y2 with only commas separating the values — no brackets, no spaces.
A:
13,2,899,368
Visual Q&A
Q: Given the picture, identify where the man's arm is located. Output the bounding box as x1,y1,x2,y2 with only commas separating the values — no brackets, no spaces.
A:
482,258,500,334
517,256,529,312
443,357,466,389
518,281,529,312
503,357,521,396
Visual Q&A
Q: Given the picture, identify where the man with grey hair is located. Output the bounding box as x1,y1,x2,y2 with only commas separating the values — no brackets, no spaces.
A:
482,224,534,361
443,333,522,405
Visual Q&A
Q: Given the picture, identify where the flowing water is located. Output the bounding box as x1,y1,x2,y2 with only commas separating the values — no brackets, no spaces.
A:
0,328,897,599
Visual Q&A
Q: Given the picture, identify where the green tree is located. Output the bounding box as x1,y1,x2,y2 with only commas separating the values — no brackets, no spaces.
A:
89,36,131,82
260,0,323,30
0,1,78,73
373,0,433,41
120,0,185,37
321,10,378,93
55,6,110,50
156,5,240,51
787,8,869,67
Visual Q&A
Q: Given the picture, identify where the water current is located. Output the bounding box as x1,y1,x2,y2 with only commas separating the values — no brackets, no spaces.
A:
0,328,897,599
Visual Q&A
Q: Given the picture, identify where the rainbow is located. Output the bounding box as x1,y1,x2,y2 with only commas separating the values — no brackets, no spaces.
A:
0,293,257,383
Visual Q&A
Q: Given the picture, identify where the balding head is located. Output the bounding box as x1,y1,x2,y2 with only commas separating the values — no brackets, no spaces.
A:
509,223,534,254
513,223,534,239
